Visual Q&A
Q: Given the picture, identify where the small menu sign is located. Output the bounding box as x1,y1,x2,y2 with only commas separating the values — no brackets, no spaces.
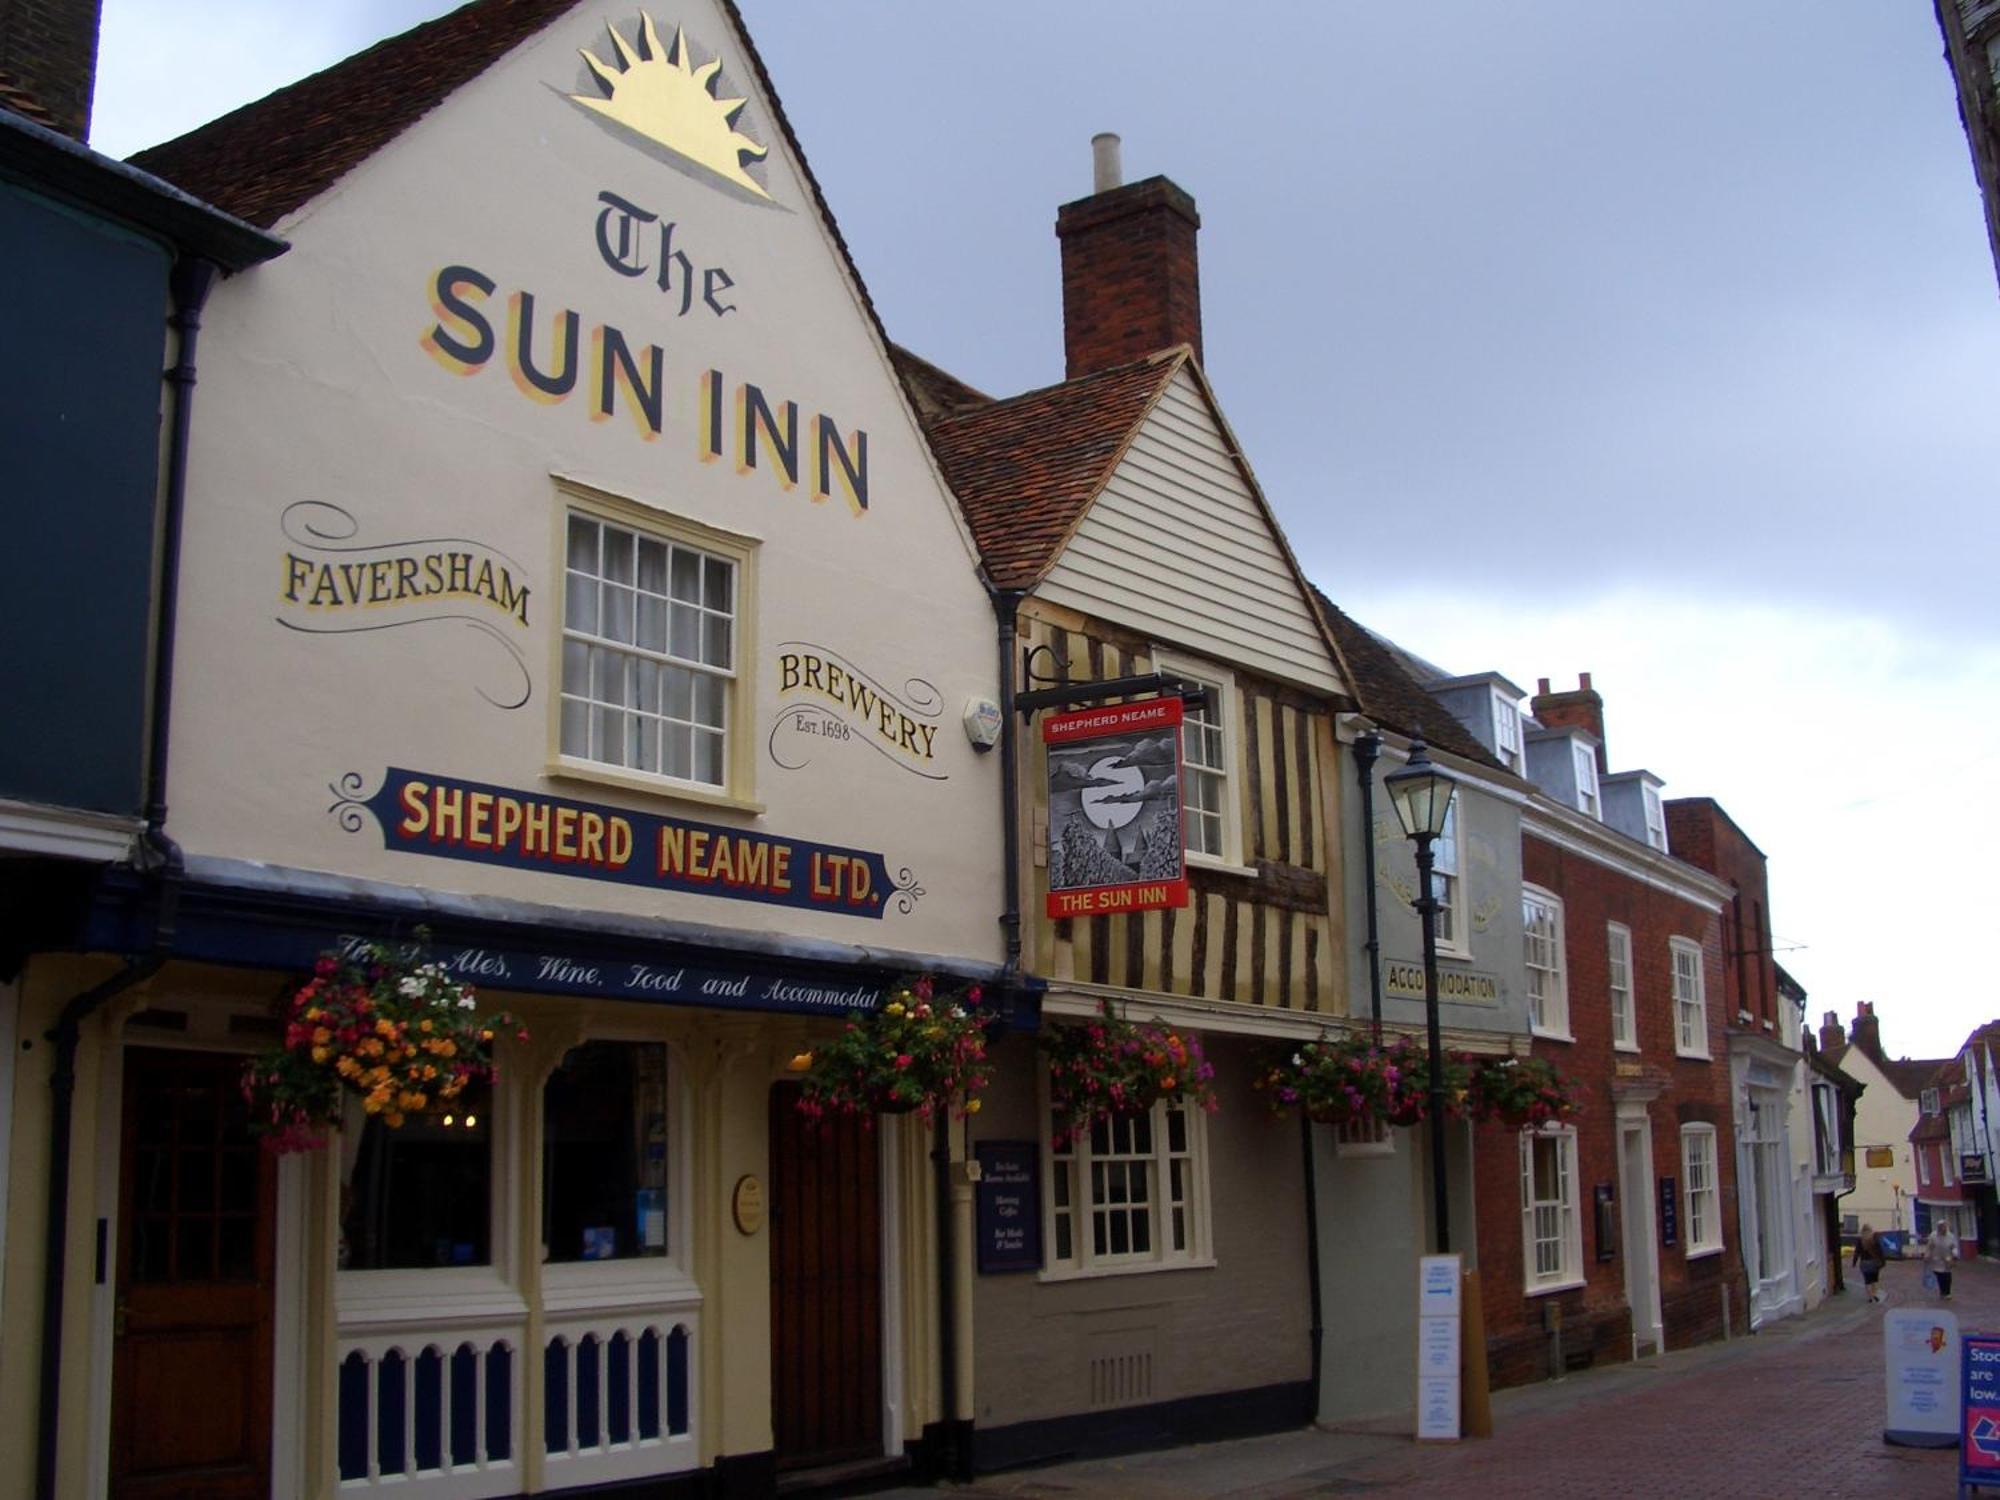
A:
1658,1176,1678,1248
975,1141,1040,1274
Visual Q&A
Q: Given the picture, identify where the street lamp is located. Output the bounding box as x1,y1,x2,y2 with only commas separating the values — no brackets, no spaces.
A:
1385,737,1459,1255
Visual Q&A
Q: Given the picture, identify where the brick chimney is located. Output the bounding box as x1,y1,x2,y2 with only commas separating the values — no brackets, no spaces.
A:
1819,1010,1846,1051
1531,673,1607,772
0,0,103,140
1056,136,1203,377
1851,1001,1881,1056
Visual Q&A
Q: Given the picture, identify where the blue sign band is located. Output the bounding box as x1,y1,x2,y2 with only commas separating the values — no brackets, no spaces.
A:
353,766,897,920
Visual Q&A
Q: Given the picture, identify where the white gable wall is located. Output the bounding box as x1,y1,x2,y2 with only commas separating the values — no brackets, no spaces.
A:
164,0,1003,958
1038,368,1342,693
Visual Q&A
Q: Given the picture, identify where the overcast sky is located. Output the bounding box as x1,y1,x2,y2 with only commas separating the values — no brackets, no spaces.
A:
91,1,2000,1058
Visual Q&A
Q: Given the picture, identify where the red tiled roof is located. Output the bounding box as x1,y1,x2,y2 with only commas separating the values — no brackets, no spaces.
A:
918,349,1181,589
127,0,580,227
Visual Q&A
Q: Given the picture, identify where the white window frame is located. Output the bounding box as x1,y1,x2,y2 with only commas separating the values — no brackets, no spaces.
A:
1573,743,1601,819
1523,885,1571,1040
1429,801,1469,959
552,482,760,810
1519,1125,1583,1293
1681,1123,1723,1257
1642,784,1668,851
1491,690,1524,774
1607,922,1637,1051
1918,1149,1929,1188
1671,937,1709,1059
1153,650,1243,870
1041,1086,1213,1280
1946,1147,1958,1188
1922,1087,1941,1116
1812,1081,1842,1176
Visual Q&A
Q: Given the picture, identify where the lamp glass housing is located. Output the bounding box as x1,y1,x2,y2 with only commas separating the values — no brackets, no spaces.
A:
1385,743,1457,841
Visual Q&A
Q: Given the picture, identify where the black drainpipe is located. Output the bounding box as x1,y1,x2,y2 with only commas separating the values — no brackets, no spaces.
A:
34,257,212,1500
1353,730,1384,1043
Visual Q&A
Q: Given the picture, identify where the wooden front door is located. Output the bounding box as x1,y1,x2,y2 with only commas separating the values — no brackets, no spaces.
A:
112,1048,276,1500
768,1082,883,1470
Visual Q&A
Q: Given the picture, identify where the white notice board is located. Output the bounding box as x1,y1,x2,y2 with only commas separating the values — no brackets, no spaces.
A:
1416,1254,1462,1441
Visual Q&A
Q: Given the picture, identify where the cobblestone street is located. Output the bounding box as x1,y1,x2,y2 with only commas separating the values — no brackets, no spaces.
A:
899,1257,1992,1499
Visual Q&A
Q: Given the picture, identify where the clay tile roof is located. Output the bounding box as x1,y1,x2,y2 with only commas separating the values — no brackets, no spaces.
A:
1310,590,1507,775
919,350,1181,589
889,344,992,422
128,0,582,227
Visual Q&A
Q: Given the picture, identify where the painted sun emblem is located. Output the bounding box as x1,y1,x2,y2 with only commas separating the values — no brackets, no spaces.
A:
569,13,771,200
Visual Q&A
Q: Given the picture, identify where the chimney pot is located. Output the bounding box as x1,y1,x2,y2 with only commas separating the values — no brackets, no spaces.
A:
1579,672,1593,690
1091,133,1123,194
1537,678,1551,695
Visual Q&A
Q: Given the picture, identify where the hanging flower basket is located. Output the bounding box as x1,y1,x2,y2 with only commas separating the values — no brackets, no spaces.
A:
1470,1054,1580,1129
795,976,992,1125
241,935,524,1154
1255,1032,1473,1129
1041,1001,1218,1149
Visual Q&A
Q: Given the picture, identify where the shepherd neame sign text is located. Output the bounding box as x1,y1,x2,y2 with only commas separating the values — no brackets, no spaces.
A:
333,767,902,918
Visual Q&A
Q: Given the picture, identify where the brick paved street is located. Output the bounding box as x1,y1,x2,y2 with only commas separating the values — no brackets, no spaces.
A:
897,1257,1997,1499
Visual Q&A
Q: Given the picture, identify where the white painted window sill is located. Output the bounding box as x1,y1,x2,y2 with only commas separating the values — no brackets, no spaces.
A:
1526,1276,1585,1298
1038,1255,1216,1284
1685,1244,1724,1261
1185,852,1257,879
1675,1048,1714,1062
1532,1028,1576,1044
1614,1041,1641,1054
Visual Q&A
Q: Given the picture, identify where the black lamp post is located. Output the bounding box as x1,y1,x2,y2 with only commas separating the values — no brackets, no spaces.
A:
1384,738,1459,1255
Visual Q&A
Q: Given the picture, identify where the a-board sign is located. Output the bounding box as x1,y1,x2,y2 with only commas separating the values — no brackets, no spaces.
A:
1882,1307,1957,1447
975,1141,1040,1274
1658,1176,1678,1248
1962,1331,2000,1486
1416,1254,1462,1442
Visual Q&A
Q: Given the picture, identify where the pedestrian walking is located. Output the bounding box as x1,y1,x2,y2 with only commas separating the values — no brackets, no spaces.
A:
1925,1220,1957,1300
1854,1224,1887,1303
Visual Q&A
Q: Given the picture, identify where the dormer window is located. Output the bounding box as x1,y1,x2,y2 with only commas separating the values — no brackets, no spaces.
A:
1573,743,1600,819
1922,1088,1941,1116
1642,784,1667,850
1491,691,1523,774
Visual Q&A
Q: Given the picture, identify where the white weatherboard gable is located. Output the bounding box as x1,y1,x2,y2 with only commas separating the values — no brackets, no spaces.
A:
1038,367,1344,694
164,0,1003,959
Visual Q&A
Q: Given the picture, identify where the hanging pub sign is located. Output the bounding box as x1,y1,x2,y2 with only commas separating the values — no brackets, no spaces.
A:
1043,698,1190,919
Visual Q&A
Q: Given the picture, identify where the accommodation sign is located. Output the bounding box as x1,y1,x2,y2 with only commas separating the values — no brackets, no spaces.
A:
332,767,906,918
1043,699,1189,919
1385,963,1499,1004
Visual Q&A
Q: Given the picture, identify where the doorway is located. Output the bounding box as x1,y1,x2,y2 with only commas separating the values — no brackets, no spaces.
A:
1617,1116,1662,1356
110,1048,276,1500
767,1082,884,1470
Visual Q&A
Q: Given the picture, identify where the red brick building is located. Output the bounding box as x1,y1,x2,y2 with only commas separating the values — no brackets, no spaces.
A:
1466,678,1749,1386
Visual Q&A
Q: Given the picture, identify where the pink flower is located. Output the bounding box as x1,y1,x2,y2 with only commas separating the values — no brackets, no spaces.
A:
895,1053,913,1070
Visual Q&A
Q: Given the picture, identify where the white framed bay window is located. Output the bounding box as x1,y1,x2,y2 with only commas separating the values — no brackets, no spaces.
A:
1520,1125,1583,1292
1043,1090,1212,1277
1681,1123,1723,1256
555,483,758,805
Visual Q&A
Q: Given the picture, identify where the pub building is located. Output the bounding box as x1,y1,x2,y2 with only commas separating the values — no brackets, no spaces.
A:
0,2,1017,1496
